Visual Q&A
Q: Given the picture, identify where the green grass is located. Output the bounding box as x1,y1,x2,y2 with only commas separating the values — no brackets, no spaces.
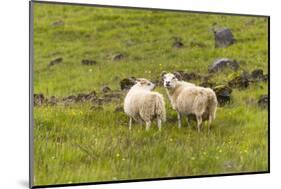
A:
33,3,268,186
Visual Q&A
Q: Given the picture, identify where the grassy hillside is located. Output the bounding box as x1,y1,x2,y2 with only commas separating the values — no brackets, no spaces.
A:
32,2,268,186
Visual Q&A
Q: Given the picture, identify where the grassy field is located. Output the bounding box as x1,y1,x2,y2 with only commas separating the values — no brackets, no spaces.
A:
32,2,268,186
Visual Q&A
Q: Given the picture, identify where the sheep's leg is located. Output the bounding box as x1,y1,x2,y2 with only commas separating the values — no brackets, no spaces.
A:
207,116,212,133
157,117,162,131
186,115,190,128
196,115,202,133
129,117,132,130
177,113,182,128
145,121,151,131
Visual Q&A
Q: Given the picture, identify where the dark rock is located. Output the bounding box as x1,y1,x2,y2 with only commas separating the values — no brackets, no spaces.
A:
214,27,235,48
34,93,45,106
213,85,232,105
81,59,97,65
48,57,63,67
228,72,250,89
101,86,111,93
172,37,184,48
251,69,268,81
112,53,124,61
209,58,239,73
48,96,58,105
62,95,77,105
51,20,64,27
258,95,268,109
76,91,97,102
173,41,184,48
120,77,136,90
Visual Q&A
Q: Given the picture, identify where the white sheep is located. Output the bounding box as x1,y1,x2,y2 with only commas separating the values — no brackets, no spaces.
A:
124,78,166,131
162,72,217,132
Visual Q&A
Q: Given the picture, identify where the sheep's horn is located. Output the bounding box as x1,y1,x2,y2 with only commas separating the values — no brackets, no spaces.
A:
173,71,182,80
160,71,167,77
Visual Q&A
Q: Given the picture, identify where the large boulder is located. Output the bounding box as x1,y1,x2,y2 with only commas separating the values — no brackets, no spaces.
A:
214,27,235,48
209,58,239,73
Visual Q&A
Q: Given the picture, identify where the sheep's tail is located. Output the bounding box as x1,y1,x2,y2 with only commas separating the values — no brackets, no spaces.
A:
207,90,218,121
154,94,166,122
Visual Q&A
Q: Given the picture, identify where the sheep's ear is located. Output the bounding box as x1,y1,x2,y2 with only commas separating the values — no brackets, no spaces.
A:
136,78,146,85
173,72,182,80
160,71,167,80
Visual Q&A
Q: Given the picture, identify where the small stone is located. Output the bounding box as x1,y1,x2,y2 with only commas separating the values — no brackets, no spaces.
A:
112,53,124,61
34,93,45,106
101,86,111,93
173,41,184,48
81,59,97,65
251,69,267,81
48,57,63,67
258,95,268,109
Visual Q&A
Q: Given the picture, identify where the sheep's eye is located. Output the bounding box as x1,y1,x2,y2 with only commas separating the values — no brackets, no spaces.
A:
172,77,176,79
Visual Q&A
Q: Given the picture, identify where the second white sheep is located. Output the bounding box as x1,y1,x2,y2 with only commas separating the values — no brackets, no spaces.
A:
124,78,166,131
162,72,217,132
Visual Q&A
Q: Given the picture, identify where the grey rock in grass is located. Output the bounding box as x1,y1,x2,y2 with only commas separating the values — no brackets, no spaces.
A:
173,41,184,48
48,96,58,106
81,59,97,65
213,85,232,105
34,93,45,106
251,69,268,82
258,95,268,109
112,53,125,61
171,37,184,48
48,57,63,67
120,77,136,90
209,58,239,73
214,27,235,48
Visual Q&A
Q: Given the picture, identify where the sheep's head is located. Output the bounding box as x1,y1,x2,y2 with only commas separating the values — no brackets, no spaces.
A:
162,72,181,89
134,78,155,91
